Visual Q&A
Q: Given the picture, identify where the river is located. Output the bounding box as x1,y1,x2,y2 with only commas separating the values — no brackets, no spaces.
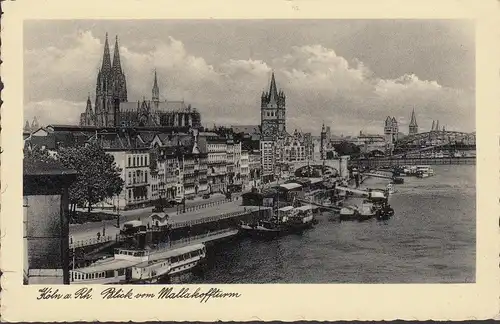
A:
181,165,476,284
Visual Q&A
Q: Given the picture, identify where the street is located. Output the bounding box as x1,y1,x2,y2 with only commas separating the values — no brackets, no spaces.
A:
70,192,232,241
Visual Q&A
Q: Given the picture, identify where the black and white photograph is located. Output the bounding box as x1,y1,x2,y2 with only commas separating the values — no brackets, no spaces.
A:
21,18,477,286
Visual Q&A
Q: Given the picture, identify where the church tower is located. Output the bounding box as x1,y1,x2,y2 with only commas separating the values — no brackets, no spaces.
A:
94,34,128,127
152,70,160,104
409,108,418,135
260,72,286,140
81,95,95,126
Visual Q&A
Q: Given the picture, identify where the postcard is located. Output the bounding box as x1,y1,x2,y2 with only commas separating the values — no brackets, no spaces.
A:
1,0,499,321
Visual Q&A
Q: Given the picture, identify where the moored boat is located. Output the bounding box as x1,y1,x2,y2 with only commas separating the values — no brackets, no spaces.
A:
284,205,316,230
239,219,283,238
357,202,377,222
415,165,434,178
339,206,358,221
127,244,206,284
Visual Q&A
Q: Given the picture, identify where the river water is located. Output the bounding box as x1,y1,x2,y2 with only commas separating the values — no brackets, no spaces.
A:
186,165,476,284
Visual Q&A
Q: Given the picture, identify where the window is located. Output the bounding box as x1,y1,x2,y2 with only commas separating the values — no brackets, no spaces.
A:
128,172,132,184
128,189,132,200
128,156,131,167
145,156,148,165
133,156,136,167
140,156,144,166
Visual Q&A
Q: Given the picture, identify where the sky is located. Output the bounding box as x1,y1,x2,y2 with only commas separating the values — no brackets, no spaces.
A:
24,19,475,136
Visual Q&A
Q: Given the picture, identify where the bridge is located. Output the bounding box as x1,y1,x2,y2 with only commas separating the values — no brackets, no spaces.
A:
290,157,350,178
394,130,475,151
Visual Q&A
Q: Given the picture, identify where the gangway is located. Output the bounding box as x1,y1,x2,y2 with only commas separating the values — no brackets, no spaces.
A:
362,172,394,180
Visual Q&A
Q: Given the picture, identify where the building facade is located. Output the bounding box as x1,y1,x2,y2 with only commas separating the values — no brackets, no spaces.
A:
240,150,249,188
204,133,228,193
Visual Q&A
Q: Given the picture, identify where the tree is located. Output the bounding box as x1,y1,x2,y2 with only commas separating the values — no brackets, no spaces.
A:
57,143,124,215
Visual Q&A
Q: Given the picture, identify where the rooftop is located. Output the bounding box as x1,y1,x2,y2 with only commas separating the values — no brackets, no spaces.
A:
23,158,77,177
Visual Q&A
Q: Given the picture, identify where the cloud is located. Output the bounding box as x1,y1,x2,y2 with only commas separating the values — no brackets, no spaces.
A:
24,99,83,125
24,31,475,135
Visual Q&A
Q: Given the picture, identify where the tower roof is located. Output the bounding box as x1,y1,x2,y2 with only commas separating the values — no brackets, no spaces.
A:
85,94,93,113
112,35,123,74
409,108,418,127
101,33,112,74
153,70,159,90
268,71,279,103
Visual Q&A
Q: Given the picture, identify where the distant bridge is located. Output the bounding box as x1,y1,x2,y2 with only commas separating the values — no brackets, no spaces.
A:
396,130,475,147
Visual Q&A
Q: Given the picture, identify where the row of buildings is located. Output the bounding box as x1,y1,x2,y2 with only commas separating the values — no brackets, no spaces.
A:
24,125,262,210
25,33,454,211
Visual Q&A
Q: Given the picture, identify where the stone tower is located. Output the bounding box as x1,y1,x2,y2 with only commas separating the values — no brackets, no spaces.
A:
94,34,128,127
409,108,418,135
260,72,286,140
80,95,95,126
384,116,399,143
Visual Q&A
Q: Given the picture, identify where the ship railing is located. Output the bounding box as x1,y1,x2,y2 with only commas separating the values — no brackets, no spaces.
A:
171,210,248,229
177,196,241,214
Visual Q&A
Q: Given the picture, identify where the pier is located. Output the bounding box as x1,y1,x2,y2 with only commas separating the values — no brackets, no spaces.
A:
69,202,273,267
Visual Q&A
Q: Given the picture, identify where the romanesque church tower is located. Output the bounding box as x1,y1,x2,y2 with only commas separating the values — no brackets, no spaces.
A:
260,72,286,140
384,116,399,143
91,34,128,127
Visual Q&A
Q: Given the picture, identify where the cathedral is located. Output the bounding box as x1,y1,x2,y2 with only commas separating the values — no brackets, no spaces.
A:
80,33,202,129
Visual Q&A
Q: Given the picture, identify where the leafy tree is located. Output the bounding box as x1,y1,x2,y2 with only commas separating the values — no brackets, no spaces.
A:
23,144,55,164
57,143,124,214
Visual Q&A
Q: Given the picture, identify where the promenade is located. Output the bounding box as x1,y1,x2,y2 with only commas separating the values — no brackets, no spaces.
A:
70,193,234,242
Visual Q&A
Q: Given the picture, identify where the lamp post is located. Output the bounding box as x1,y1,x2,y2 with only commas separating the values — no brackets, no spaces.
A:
116,194,120,229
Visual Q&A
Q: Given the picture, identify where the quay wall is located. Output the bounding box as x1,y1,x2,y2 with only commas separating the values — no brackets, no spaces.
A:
352,157,475,168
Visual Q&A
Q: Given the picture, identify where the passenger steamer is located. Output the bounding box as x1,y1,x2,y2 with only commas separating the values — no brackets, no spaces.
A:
127,244,206,284
70,243,206,284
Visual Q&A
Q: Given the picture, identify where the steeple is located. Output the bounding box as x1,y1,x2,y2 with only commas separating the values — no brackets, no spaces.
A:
112,35,122,75
85,94,93,113
101,33,112,74
431,120,435,131
268,71,279,104
409,108,418,127
31,116,39,130
435,120,440,131
409,108,418,135
152,69,159,102
24,120,31,132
